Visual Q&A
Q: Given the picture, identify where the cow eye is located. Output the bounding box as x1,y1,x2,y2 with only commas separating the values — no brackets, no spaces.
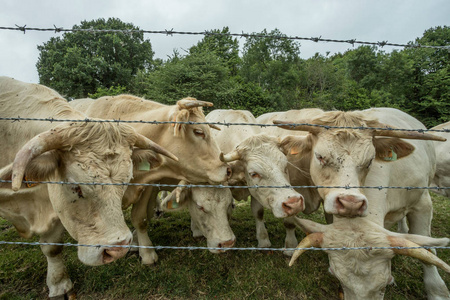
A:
71,185,84,198
367,158,374,168
315,153,326,166
194,129,205,139
249,172,261,179
196,204,206,212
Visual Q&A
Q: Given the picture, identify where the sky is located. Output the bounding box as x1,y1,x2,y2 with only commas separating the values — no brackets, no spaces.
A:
1,0,449,84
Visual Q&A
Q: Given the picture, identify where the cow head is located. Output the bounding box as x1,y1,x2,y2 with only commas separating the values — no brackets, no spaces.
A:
10,121,177,266
274,111,446,217
221,134,304,218
289,217,450,300
160,182,236,252
141,98,230,185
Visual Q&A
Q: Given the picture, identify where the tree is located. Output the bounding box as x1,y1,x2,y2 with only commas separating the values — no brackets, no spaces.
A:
240,29,303,112
37,18,154,98
189,27,241,76
135,51,234,107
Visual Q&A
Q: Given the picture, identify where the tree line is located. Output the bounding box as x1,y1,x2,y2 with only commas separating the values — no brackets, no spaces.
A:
37,18,450,127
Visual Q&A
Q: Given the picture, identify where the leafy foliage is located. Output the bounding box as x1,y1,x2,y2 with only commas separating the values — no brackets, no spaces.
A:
37,18,154,98
37,21,449,126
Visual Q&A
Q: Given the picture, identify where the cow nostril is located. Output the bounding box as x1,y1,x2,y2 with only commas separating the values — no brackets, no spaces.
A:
103,249,115,264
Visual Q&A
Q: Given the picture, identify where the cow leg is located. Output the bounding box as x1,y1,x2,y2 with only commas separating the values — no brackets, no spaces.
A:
251,196,271,248
283,216,298,256
397,217,409,233
407,192,450,299
40,221,74,299
131,187,158,266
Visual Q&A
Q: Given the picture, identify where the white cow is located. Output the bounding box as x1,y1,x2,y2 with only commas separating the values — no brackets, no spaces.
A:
159,182,235,252
70,95,233,265
430,121,450,197
274,107,449,299
206,109,305,250
0,77,177,298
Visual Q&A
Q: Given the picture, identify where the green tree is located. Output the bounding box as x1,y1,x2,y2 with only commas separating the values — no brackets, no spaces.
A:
189,27,241,76
37,18,154,98
135,51,234,107
402,26,450,126
240,29,303,112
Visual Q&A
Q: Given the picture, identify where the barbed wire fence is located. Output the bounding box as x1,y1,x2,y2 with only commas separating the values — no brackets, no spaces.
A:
0,25,450,254
2,25,450,51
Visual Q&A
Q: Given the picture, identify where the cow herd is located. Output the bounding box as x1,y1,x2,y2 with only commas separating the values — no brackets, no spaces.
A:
0,76,449,299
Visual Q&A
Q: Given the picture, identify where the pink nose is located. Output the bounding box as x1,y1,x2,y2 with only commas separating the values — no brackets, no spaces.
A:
282,195,304,216
102,239,131,264
218,238,236,249
335,195,367,216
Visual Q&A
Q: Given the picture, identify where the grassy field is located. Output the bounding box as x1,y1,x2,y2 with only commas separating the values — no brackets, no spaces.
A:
0,193,449,299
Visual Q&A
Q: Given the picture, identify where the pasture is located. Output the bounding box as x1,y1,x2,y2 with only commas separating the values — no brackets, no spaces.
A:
0,193,449,299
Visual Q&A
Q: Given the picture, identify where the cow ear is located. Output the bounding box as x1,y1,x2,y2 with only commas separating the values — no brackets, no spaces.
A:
2,152,60,190
172,109,190,137
279,135,311,156
292,217,328,235
132,149,163,171
160,184,190,211
373,138,415,162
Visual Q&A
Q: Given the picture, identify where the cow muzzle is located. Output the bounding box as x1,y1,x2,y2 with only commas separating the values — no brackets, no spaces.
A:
102,238,132,264
216,238,236,253
331,193,368,217
282,195,305,216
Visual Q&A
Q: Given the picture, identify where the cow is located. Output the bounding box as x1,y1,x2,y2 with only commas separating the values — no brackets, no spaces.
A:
272,107,449,299
290,217,450,300
70,95,232,265
0,77,177,299
159,181,235,252
430,121,450,198
206,109,304,251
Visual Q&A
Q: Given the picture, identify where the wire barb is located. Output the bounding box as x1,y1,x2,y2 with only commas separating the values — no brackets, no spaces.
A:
1,25,449,50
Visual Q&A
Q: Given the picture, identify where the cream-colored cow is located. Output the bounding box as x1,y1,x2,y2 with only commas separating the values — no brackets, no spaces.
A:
159,182,236,252
430,121,450,197
275,107,449,299
70,95,232,265
206,109,304,250
0,77,176,298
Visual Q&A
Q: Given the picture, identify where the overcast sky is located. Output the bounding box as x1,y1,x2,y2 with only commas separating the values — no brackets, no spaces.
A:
1,0,448,84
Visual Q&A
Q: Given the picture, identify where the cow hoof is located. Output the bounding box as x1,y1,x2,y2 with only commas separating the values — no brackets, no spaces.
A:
283,250,294,257
49,289,76,300
139,252,159,266
140,258,157,267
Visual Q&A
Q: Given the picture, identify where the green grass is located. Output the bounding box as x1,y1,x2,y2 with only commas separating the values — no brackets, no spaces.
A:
0,194,449,299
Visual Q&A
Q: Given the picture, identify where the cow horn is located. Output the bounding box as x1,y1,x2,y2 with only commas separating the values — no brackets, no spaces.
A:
273,120,322,135
177,98,214,109
12,129,63,191
373,123,446,141
388,236,450,273
220,150,241,163
134,134,179,162
289,232,324,267
208,123,221,131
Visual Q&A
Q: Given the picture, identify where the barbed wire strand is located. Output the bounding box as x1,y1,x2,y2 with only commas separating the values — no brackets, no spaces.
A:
1,116,449,133
0,240,449,252
1,179,449,191
1,25,450,50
